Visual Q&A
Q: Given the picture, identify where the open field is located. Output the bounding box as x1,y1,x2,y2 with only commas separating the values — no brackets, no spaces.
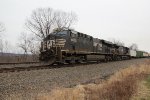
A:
0,58,148,99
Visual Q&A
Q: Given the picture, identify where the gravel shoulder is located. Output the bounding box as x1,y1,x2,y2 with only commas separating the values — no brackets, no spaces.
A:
0,58,148,99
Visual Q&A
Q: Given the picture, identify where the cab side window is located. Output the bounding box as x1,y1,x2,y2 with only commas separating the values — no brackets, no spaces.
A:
70,32,77,38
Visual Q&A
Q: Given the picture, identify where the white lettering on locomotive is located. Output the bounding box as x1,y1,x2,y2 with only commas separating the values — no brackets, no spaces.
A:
46,40,55,49
46,39,66,48
71,38,77,42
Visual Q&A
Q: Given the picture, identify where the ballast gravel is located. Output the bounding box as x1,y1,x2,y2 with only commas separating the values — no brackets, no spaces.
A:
0,58,148,100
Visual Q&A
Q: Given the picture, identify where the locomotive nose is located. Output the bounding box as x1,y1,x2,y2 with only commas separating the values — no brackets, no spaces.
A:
39,49,55,61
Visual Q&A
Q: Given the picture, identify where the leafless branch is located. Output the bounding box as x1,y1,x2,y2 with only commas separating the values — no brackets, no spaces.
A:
110,38,125,46
53,11,77,32
18,32,30,55
0,39,3,53
129,43,138,50
0,22,5,33
25,8,77,40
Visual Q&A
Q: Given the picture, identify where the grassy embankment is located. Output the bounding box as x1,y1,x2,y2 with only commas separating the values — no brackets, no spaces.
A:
145,76,150,98
37,59,150,100
131,75,150,100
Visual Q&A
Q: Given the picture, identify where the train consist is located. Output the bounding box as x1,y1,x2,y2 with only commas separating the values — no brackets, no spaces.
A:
130,50,149,58
39,29,149,64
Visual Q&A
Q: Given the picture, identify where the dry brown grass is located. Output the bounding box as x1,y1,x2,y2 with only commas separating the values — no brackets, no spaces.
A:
130,81,150,100
36,59,150,100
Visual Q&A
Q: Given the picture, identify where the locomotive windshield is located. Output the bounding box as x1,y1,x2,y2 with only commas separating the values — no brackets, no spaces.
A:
57,31,67,35
52,30,68,36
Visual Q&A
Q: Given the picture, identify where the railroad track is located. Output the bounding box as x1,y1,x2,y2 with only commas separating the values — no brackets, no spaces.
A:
0,61,103,73
0,58,140,73
0,64,49,73
0,61,39,65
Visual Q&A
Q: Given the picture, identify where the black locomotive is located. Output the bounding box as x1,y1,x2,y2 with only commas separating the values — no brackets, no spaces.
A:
39,29,131,64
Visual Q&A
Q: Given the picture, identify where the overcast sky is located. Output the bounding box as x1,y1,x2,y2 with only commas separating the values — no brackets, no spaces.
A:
0,0,150,52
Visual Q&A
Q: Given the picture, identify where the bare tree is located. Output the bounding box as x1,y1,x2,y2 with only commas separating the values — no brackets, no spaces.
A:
25,8,77,40
25,8,55,40
129,43,138,50
53,11,77,32
0,39,3,53
28,34,40,55
18,32,30,56
0,22,5,33
3,40,11,53
29,43,40,61
18,33,40,61
0,22,5,53
110,38,125,46
0,39,12,53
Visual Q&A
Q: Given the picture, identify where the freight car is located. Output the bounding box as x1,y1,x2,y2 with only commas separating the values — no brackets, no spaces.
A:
39,29,131,64
129,50,136,58
130,50,149,58
143,52,149,57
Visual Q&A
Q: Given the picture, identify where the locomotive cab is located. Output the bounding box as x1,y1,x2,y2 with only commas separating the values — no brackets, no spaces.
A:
39,30,68,63
40,29,94,64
